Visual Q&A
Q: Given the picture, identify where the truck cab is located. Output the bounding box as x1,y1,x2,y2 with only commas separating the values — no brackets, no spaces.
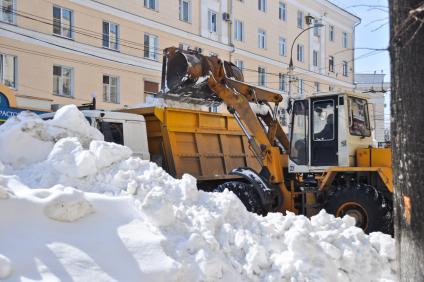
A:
41,110,150,161
289,93,373,173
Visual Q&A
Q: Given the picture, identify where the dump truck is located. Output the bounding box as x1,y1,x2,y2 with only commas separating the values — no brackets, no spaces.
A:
121,106,261,189
41,107,261,190
159,47,393,234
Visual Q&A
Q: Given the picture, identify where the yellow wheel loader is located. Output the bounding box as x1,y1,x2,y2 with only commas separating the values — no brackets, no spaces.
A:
160,47,393,234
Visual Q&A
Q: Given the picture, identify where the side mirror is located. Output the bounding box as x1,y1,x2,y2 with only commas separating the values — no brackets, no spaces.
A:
287,99,293,114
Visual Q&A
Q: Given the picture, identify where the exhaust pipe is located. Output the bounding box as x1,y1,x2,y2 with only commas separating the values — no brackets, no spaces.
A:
159,47,244,105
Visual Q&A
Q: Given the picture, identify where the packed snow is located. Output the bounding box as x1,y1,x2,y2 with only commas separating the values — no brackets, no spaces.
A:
0,105,396,281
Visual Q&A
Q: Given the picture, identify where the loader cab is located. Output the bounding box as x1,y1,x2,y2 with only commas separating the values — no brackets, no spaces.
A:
288,93,373,173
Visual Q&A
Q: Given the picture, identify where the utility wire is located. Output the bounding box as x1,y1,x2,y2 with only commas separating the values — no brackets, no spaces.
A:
0,42,149,75
0,25,160,72
9,8,164,54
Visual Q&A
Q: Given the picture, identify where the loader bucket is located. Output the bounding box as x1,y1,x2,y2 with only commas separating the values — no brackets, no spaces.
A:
159,47,244,105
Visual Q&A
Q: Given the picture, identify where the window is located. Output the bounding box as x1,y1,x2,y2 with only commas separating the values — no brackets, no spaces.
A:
208,10,217,33
1,0,15,24
99,122,124,145
313,50,319,67
179,43,190,50
179,0,191,22
235,59,244,71
53,65,73,97
298,79,304,94
53,6,73,38
144,33,158,60
329,25,335,41
144,0,157,10
297,44,304,62
144,80,159,95
313,20,320,37
102,21,119,50
278,73,287,92
329,56,334,72
342,32,348,48
258,0,266,12
314,82,320,92
258,29,266,49
349,97,371,137
329,85,334,91
313,100,335,141
297,11,304,29
209,106,218,113
279,37,286,56
290,100,309,165
279,2,286,21
0,53,16,88
234,20,244,41
258,67,266,86
342,61,348,76
103,75,119,103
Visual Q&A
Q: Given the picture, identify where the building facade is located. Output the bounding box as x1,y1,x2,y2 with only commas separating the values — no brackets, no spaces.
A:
0,0,360,112
355,73,390,143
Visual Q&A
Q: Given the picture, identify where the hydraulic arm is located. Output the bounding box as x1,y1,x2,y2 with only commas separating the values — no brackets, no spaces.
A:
160,47,295,212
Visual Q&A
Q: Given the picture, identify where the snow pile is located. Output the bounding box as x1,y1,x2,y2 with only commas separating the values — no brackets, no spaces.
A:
0,105,102,168
0,106,396,281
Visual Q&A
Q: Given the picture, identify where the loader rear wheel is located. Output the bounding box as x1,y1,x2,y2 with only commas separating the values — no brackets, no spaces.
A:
324,184,393,234
214,181,265,215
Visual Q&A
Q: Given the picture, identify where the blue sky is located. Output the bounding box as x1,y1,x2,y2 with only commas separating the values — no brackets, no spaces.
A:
330,0,390,81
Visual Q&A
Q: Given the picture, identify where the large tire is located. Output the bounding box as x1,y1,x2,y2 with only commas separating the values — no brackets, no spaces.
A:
215,181,265,215
324,184,393,235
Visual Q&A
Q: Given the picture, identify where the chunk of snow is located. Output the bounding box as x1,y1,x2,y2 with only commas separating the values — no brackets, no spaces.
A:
43,186,95,222
0,185,11,199
0,255,12,279
89,140,132,170
0,105,102,169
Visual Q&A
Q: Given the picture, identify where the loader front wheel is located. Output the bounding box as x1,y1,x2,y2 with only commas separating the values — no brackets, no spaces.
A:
214,181,265,215
324,184,393,234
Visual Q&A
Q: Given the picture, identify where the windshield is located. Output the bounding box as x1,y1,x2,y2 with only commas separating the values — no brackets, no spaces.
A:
349,97,371,137
290,100,309,165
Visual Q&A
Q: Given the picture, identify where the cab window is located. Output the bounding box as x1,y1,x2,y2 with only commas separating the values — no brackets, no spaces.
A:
349,97,371,137
313,100,334,141
290,100,309,165
98,121,124,145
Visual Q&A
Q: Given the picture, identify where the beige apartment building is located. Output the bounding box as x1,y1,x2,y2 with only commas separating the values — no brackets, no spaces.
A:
0,0,360,113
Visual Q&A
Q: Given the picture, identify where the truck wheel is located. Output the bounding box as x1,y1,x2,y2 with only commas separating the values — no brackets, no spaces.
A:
324,184,393,234
215,181,265,215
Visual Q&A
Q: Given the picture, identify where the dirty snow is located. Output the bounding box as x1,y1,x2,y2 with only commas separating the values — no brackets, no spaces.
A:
0,106,396,281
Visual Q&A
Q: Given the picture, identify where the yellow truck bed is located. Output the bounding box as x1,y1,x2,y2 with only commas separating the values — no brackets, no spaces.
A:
122,107,260,182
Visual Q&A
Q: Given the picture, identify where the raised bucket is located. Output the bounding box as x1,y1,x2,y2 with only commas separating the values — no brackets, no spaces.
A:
159,47,243,105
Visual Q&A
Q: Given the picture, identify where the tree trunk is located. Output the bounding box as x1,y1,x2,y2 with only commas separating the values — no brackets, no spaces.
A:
390,0,424,280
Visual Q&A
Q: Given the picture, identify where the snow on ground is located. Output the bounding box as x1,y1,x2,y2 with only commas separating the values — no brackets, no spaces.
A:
0,106,396,281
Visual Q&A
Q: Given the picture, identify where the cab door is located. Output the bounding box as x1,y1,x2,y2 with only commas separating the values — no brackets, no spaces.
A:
311,96,338,166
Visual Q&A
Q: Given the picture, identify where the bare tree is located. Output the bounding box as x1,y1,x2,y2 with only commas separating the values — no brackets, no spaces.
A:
390,0,424,280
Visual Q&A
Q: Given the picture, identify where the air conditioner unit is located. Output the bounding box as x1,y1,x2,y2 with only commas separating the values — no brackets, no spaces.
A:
222,12,231,21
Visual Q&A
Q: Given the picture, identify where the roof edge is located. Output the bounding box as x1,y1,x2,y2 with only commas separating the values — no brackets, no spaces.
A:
321,0,361,23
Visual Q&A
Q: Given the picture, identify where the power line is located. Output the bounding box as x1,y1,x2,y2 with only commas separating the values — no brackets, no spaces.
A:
241,49,386,90
0,25,160,72
9,6,388,82
9,8,164,54
0,42,148,75
2,7,389,97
